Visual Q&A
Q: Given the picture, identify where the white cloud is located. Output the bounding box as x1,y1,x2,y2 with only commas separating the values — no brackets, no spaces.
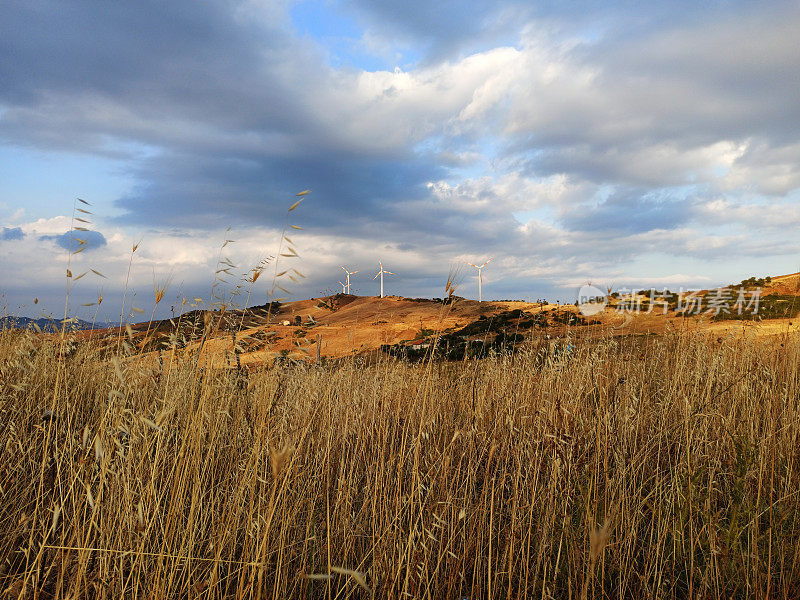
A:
20,216,72,235
426,172,580,216
722,141,800,196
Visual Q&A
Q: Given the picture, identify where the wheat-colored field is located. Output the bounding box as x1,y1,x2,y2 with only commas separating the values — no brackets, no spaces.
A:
1,327,799,598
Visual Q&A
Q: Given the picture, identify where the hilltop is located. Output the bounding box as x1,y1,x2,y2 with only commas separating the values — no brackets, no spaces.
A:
754,271,800,295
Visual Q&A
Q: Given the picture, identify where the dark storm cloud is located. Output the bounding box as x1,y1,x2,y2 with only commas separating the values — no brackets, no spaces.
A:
0,0,449,238
40,230,107,251
0,1,322,153
341,0,533,61
342,0,770,63
113,150,444,232
0,226,24,240
0,2,285,105
558,189,693,234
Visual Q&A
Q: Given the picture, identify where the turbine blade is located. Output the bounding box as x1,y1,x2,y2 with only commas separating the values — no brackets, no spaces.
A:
373,272,380,280
385,271,396,275
466,262,479,268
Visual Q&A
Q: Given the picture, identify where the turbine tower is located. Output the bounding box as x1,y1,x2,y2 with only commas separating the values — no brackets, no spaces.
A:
373,260,396,298
467,258,493,302
340,266,359,294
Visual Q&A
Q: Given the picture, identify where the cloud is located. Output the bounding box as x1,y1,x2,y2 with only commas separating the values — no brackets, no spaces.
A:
40,230,108,252
1,0,799,313
4,3,798,212
722,141,800,196
1,226,24,241
558,188,694,234
693,196,800,230
340,0,739,65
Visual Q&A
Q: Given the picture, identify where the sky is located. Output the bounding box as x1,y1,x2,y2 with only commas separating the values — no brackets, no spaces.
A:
1,0,799,322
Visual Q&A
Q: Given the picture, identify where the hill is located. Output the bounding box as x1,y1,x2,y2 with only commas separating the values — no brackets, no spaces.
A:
756,271,800,295
58,271,800,368
0,315,115,332
80,293,677,368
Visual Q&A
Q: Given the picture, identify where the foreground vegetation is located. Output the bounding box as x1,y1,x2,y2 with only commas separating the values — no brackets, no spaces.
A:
1,328,799,598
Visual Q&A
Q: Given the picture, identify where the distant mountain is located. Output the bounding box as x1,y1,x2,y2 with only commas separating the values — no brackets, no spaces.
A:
0,316,116,332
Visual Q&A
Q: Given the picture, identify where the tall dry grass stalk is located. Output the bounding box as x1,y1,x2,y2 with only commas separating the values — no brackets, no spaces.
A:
265,191,307,323
1,328,800,598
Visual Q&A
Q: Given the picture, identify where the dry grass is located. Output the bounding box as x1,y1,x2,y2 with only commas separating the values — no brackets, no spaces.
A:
1,327,800,598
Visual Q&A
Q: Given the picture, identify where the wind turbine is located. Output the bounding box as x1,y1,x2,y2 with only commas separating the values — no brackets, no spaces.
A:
337,281,347,294
373,260,396,298
340,266,359,294
467,258,493,302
